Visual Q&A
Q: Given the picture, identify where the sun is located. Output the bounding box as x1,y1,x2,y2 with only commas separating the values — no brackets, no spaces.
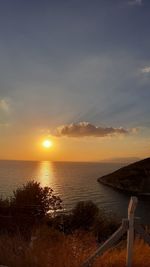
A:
42,139,53,148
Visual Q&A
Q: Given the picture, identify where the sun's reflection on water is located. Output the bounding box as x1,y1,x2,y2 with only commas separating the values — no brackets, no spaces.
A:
38,161,55,187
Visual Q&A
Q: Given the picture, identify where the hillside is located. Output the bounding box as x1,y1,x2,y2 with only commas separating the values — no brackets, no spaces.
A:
98,158,150,195
0,230,150,267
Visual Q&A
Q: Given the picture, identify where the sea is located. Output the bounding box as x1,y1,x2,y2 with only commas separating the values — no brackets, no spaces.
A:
0,160,150,223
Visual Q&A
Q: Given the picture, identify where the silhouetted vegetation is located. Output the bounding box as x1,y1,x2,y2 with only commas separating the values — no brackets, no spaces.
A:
0,181,118,241
0,181,150,266
72,201,99,230
0,181,62,237
49,201,119,242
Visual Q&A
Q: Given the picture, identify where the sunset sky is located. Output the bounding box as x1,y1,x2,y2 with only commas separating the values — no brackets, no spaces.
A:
0,0,150,161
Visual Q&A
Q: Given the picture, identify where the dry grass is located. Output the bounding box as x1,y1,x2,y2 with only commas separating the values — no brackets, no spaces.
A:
93,240,150,267
0,227,150,267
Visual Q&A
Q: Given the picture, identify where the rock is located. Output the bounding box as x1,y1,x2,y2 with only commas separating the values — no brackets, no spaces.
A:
97,158,150,195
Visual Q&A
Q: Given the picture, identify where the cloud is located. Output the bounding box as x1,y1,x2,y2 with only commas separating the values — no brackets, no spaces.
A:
128,0,142,6
0,123,10,127
131,127,139,134
0,98,11,127
0,98,10,113
55,122,130,138
141,66,150,73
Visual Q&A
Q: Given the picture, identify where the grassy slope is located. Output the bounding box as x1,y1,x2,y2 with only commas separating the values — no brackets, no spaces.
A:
0,228,149,267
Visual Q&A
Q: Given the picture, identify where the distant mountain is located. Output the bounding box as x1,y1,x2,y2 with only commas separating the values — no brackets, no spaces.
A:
100,157,140,164
98,158,150,195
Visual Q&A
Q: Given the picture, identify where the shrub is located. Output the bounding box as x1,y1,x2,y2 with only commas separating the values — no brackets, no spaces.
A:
11,181,62,218
0,181,62,236
50,200,118,241
94,213,119,242
72,201,99,230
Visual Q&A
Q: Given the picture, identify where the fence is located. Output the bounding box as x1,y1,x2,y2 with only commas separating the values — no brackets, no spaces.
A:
82,196,150,267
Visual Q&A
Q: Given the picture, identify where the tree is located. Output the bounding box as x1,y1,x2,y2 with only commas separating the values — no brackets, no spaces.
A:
11,181,62,219
8,181,62,236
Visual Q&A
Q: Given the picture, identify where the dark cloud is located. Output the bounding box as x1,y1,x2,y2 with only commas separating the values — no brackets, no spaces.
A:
55,122,129,138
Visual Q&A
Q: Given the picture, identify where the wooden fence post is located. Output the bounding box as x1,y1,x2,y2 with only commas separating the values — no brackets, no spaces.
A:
81,196,150,267
126,196,138,267
82,219,129,267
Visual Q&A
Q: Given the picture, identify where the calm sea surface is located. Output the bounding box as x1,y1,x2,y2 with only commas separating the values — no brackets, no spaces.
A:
0,160,150,223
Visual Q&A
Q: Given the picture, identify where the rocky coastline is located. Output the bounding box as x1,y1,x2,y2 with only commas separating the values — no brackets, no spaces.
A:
97,158,150,196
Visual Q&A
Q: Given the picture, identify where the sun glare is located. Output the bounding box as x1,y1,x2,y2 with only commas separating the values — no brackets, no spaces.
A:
42,140,53,148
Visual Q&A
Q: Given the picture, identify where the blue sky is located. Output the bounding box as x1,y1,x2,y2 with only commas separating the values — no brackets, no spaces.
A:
0,0,150,160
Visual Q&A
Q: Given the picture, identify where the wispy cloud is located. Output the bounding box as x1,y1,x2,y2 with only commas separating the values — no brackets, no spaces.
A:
141,66,150,73
128,0,142,6
55,122,130,138
0,98,10,113
0,98,11,127
0,123,10,128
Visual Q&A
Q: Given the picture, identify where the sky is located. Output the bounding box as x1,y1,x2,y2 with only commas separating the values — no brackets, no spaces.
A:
0,0,150,161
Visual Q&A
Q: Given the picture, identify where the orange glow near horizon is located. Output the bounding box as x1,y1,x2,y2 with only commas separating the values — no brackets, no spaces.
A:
0,131,148,162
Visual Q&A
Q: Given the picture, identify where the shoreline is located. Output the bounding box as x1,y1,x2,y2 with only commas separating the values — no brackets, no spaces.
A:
98,177,150,198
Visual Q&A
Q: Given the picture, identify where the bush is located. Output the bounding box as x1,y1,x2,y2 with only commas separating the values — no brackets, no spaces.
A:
94,213,119,242
50,200,119,242
0,181,62,236
72,201,99,230
0,183,118,241
71,201,119,241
